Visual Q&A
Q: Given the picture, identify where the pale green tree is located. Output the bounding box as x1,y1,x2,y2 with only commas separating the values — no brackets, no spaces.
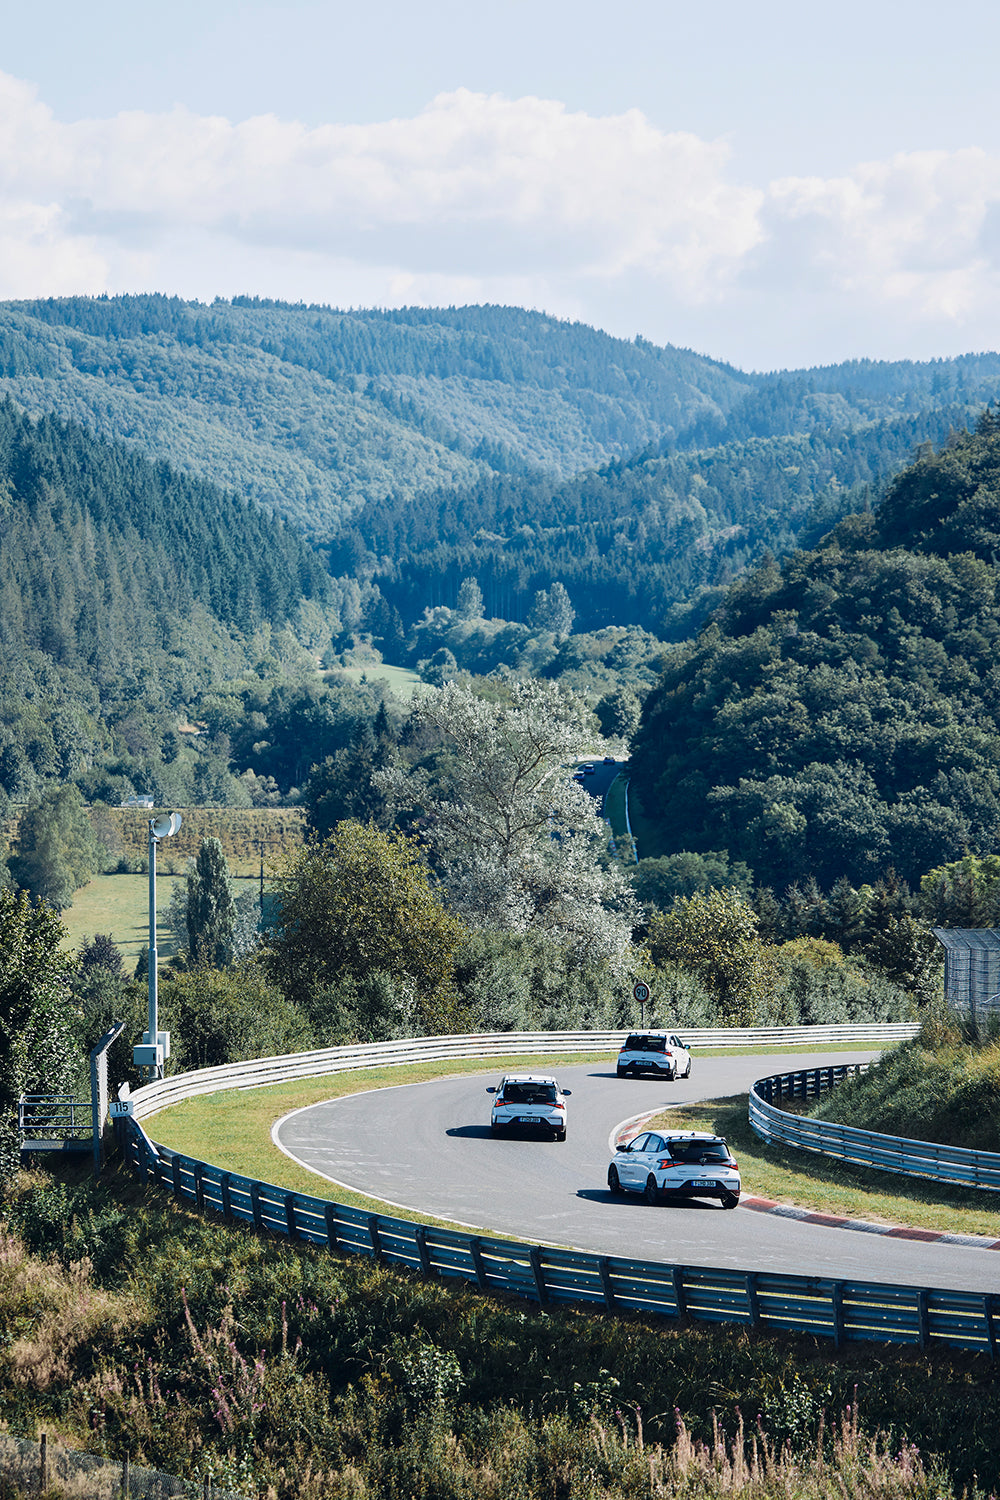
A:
378,679,637,964
456,576,485,621
646,887,774,1025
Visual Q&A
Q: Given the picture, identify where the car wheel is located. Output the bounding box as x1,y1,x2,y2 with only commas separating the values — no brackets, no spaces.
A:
666,1067,676,1082
644,1174,660,1205
490,1123,502,1135
555,1128,567,1142
616,1065,628,1078
608,1165,623,1194
722,1191,740,1210
683,1060,692,1079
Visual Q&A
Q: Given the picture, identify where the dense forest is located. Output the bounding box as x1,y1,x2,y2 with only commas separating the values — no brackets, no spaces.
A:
0,399,336,812
631,412,1000,890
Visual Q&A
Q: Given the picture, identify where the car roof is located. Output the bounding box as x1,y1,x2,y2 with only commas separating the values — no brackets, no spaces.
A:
624,1030,675,1039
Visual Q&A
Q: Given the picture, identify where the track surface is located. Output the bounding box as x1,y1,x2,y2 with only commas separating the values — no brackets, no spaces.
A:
275,1053,1000,1291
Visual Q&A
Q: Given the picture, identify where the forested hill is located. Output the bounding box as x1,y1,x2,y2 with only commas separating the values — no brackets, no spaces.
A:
0,296,756,538
5,294,1000,640
339,400,975,638
630,413,1000,890
0,398,330,724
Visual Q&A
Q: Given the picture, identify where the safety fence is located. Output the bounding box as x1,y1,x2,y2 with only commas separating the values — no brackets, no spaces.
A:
749,1064,1000,1192
125,1023,920,1124
0,1431,247,1499
120,1113,999,1360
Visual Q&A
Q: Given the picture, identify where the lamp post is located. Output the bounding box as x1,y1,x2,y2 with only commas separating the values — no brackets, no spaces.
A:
133,811,182,1080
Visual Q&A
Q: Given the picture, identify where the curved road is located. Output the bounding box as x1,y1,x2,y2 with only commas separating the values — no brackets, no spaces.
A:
275,1053,1000,1291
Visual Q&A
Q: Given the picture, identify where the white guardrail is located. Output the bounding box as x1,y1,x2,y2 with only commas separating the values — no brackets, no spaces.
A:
127,1023,920,1122
749,1065,1000,1193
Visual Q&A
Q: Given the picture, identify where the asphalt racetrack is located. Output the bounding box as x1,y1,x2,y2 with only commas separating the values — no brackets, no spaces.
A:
275,1052,1000,1291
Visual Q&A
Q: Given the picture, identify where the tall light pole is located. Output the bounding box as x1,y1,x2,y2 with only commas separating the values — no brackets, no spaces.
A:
133,811,182,1080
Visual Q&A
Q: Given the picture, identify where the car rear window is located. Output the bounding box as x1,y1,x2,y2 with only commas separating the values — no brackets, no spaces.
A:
503,1083,557,1104
624,1035,666,1051
668,1139,730,1164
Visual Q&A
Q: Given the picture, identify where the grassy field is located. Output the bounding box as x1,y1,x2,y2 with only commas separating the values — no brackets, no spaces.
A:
60,872,263,962
136,1040,998,1241
621,777,660,861
323,663,432,699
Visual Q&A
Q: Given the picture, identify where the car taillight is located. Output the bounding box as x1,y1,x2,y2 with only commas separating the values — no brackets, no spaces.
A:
553,1102,565,1110
656,1157,672,1169
728,1156,739,1168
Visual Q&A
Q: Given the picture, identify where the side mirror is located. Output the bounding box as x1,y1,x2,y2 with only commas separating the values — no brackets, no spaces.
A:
562,1088,572,1096
486,1086,496,1093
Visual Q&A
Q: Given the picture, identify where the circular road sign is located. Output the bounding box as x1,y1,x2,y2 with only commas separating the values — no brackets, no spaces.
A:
632,981,650,1004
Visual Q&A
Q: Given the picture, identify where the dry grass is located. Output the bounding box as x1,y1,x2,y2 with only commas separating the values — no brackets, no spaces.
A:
0,1226,129,1391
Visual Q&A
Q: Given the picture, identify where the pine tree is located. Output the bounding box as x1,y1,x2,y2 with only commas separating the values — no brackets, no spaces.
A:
186,838,237,967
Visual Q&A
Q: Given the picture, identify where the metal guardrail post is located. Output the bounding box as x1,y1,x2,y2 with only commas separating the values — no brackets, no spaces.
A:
527,1245,546,1304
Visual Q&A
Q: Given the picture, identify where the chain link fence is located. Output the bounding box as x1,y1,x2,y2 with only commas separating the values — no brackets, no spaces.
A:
0,1433,249,1500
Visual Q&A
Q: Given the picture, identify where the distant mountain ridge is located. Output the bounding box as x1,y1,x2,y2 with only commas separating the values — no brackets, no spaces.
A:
3,294,1000,639
0,295,757,539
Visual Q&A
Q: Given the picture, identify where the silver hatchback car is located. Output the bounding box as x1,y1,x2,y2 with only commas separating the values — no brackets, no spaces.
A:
608,1130,740,1208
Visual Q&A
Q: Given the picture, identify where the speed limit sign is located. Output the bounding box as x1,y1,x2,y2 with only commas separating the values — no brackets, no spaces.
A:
633,981,650,1004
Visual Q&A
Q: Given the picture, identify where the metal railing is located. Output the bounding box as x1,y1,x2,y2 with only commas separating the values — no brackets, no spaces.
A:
18,1094,92,1141
119,1113,1000,1360
125,1023,920,1123
749,1065,1000,1192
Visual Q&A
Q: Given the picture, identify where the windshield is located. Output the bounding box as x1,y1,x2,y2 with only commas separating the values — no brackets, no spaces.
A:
503,1083,557,1104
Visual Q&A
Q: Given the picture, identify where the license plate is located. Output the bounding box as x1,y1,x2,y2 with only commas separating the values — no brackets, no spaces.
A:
690,1179,715,1188
519,1116,540,1124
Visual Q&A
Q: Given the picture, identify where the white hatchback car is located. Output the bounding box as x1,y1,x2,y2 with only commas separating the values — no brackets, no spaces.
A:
608,1130,740,1208
616,1031,691,1080
487,1074,571,1141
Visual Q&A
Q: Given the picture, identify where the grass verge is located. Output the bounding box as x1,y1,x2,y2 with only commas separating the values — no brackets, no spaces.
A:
645,1096,1000,1238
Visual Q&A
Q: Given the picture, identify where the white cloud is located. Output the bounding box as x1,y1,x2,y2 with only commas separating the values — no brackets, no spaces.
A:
1,73,1000,366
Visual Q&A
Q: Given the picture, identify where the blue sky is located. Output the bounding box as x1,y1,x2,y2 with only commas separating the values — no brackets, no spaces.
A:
3,0,1000,369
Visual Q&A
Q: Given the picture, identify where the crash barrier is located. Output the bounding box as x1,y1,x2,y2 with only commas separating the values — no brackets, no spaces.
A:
749,1065,1000,1193
125,1023,920,1124
120,1114,999,1359
0,1431,247,1500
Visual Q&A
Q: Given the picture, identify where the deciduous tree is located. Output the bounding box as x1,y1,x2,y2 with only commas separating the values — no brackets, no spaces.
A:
0,889,76,1183
267,821,463,1034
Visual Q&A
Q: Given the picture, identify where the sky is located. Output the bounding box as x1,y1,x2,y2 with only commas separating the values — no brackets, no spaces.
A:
3,0,1000,371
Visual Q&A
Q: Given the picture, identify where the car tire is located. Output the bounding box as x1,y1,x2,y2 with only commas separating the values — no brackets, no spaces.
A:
666,1068,676,1082
644,1174,660,1205
555,1128,567,1142
616,1065,628,1078
722,1191,740,1210
683,1060,692,1079
608,1165,623,1195
491,1123,502,1135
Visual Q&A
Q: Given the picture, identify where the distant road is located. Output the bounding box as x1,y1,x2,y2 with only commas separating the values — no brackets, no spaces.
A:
573,757,620,811
275,1053,1000,1293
